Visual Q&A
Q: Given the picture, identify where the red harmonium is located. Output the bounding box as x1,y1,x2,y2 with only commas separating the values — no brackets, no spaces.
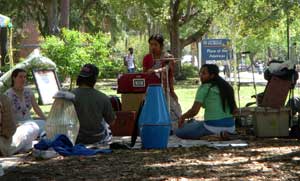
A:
117,73,161,93
111,111,136,136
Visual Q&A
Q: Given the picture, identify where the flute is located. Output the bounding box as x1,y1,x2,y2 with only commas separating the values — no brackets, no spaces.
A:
153,58,181,62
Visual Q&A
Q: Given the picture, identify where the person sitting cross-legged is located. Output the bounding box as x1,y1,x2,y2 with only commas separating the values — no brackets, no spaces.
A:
175,64,237,140
5,68,46,154
72,64,115,145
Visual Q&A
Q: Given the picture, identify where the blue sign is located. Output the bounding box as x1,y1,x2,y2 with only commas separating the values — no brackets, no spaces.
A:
201,39,231,61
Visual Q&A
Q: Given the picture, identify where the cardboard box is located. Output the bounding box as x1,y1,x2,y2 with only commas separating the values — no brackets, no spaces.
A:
253,107,290,137
111,111,136,136
121,93,145,112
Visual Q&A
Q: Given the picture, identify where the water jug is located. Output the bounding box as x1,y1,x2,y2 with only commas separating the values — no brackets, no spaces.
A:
46,91,79,144
138,85,171,149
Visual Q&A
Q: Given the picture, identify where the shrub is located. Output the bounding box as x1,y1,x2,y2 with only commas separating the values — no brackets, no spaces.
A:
41,29,112,88
181,64,199,79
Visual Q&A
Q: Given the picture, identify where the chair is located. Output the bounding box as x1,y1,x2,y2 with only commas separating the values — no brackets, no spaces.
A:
261,76,292,108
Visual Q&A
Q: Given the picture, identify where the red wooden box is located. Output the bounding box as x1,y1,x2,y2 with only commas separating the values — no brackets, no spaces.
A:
111,111,136,136
117,73,161,93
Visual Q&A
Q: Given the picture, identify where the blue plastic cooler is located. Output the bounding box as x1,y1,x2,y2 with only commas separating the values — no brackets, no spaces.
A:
138,85,171,149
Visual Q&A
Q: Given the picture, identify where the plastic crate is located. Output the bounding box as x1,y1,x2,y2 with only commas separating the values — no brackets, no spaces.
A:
253,107,290,137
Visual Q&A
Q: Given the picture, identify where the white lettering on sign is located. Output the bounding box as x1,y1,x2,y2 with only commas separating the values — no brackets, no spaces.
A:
206,48,228,54
202,39,227,46
207,49,217,53
209,54,226,58
222,49,228,53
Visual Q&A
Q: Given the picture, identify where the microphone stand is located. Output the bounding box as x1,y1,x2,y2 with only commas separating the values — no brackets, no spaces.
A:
165,61,170,113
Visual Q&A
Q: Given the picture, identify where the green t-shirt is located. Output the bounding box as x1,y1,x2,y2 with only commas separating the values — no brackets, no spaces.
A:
195,83,232,120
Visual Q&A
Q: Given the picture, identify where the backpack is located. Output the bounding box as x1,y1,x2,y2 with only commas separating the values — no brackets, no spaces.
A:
109,96,122,111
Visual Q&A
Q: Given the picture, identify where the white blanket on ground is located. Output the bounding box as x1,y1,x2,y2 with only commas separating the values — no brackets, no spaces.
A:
111,135,248,149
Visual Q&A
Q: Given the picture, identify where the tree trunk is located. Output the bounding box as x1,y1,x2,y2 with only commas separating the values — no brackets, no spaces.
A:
169,21,182,79
249,52,256,65
169,0,182,79
46,0,59,35
124,31,128,51
60,0,70,28
0,27,7,67
102,16,111,32
196,40,200,69
191,42,197,66
147,22,151,37
69,76,74,91
267,46,272,61
168,0,213,78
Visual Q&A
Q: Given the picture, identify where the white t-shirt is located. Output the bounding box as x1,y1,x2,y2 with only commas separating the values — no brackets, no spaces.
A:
126,54,135,69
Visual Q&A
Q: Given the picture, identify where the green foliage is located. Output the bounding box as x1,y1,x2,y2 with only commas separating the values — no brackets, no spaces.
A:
98,59,125,79
213,0,300,63
0,64,11,73
180,64,199,79
179,0,222,38
41,29,116,86
115,34,149,71
4,0,300,73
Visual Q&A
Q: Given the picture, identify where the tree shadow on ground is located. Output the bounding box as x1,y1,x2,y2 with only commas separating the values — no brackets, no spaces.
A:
2,140,300,180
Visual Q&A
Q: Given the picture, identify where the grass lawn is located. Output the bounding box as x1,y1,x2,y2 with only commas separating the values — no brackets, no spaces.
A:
37,78,300,119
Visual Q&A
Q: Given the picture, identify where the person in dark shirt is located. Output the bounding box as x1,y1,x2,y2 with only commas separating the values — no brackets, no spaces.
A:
72,64,115,144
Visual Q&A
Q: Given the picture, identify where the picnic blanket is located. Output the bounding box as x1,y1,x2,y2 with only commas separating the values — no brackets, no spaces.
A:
110,135,248,149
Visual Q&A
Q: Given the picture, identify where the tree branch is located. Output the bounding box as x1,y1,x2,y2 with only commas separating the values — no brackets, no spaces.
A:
179,10,199,26
185,0,192,19
180,17,213,48
80,0,97,19
170,0,181,21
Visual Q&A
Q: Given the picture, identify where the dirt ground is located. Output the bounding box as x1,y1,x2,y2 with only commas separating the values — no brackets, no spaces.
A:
1,136,300,181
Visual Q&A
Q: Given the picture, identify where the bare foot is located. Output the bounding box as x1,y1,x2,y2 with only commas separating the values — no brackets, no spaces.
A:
220,131,230,141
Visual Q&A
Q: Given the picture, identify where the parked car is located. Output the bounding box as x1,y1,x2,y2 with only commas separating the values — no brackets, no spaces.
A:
181,55,198,67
